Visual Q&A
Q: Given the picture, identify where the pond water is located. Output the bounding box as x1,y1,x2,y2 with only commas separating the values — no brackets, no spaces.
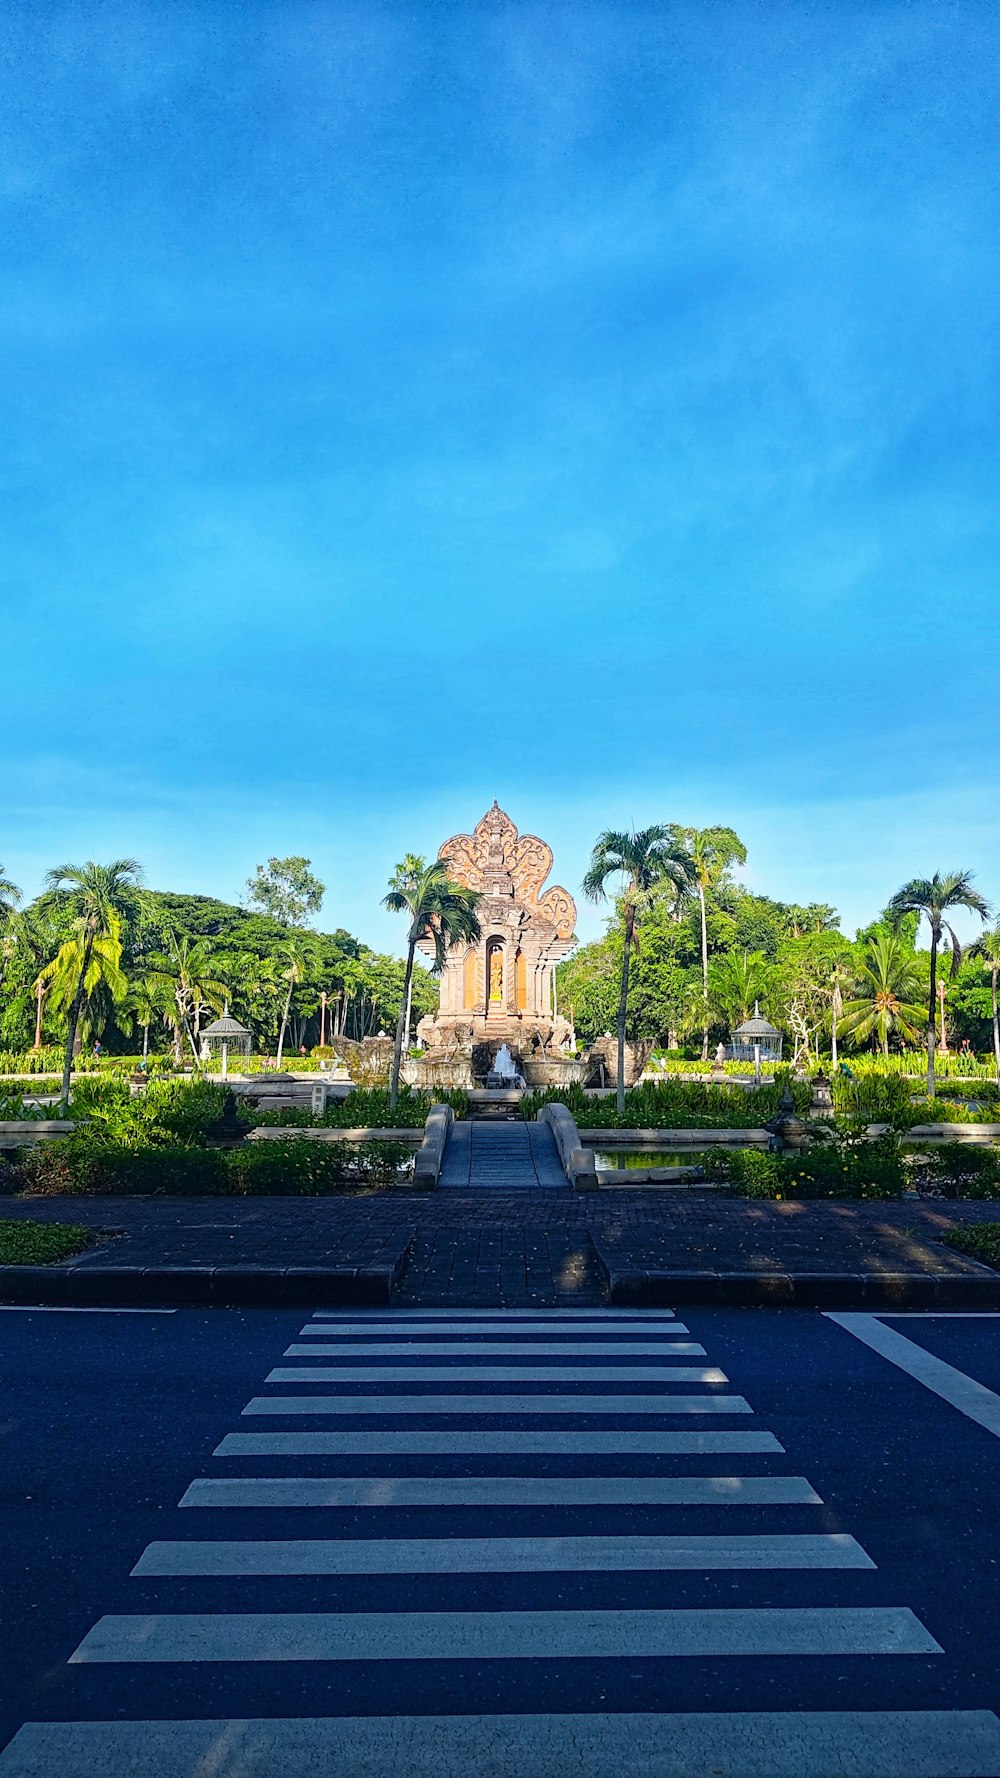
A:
594,1149,725,1171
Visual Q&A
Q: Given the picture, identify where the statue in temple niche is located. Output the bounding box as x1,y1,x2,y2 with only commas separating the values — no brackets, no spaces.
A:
488,947,504,1000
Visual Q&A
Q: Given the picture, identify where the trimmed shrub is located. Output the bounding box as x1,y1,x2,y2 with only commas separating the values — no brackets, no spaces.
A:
253,1085,469,1129
227,1139,410,1193
19,1142,228,1195
521,1076,810,1130
15,1135,412,1196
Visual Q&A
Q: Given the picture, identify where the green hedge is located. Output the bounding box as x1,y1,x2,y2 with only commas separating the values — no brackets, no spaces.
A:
521,1077,811,1130
15,1136,412,1196
727,1130,907,1199
252,1085,469,1129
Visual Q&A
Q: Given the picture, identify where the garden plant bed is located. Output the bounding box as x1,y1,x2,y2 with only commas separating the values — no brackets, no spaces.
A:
0,1219,96,1266
943,1224,1000,1270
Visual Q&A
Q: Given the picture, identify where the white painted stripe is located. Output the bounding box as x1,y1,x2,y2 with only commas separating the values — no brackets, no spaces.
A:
0,1306,175,1315
288,1341,704,1355
264,1366,728,1383
309,1309,677,1319
243,1394,752,1416
183,1474,818,1507
5,1712,998,1778
71,1606,940,1663
827,1313,1000,1440
299,1322,692,1337
216,1429,782,1455
883,1312,1000,1318
134,1533,871,1577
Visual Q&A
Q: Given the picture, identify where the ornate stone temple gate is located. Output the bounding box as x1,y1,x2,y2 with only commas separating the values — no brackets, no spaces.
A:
415,802,578,1074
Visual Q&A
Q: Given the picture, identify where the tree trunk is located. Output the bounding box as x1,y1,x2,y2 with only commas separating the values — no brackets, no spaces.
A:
390,936,417,1109
831,985,840,1071
33,978,44,1050
404,969,414,1055
60,930,96,1109
182,999,200,1063
927,931,938,1098
276,978,295,1067
992,965,999,1087
698,881,709,1062
617,902,636,1115
142,1020,150,1064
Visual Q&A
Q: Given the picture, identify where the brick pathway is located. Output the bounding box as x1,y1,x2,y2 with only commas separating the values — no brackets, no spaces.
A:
3,1191,1000,1305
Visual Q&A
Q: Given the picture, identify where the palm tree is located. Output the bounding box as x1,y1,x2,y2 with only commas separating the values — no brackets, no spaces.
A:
383,858,482,1108
0,905,61,1048
888,872,990,1096
708,949,773,1032
786,903,839,938
584,827,693,1112
387,854,427,1053
124,972,173,1065
969,925,1000,1085
826,952,856,1071
0,865,21,925
838,930,927,1058
44,859,143,1105
670,827,746,1060
148,932,228,1064
275,935,315,1067
39,912,130,1055
0,868,22,1003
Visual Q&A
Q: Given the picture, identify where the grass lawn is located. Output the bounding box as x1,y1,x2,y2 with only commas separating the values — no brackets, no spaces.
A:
943,1224,1000,1269
0,1219,95,1265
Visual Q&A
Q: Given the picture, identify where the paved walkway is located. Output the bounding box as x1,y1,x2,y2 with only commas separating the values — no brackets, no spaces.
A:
3,1193,1000,1306
438,1121,567,1190
4,1306,999,1776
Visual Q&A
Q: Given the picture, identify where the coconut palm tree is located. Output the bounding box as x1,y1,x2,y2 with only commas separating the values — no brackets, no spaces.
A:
44,859,143,1105
0,905,62,1048
887,872,990,1096
969,925,1000,1085
0,866,21,925
387,854,427,1053
383,858,482,1108
275,935,316,1068
670,827,746,1060
838,930,927,1058
148,932,228,1064
584,827,693,1112
39,911,130,1062
124,971,173,1065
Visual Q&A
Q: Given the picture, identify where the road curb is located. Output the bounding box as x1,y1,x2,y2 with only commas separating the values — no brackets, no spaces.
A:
596,1259,1000,1309
0,1253,410,1308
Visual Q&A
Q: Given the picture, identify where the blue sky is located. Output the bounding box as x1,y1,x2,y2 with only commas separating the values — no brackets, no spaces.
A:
3,1,998,951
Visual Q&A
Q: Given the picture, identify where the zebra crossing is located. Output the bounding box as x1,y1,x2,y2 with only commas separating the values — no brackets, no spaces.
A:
2,1307,1000,1777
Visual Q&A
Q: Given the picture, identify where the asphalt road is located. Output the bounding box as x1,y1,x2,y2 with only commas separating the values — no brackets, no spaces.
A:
1,1304,1000,1774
